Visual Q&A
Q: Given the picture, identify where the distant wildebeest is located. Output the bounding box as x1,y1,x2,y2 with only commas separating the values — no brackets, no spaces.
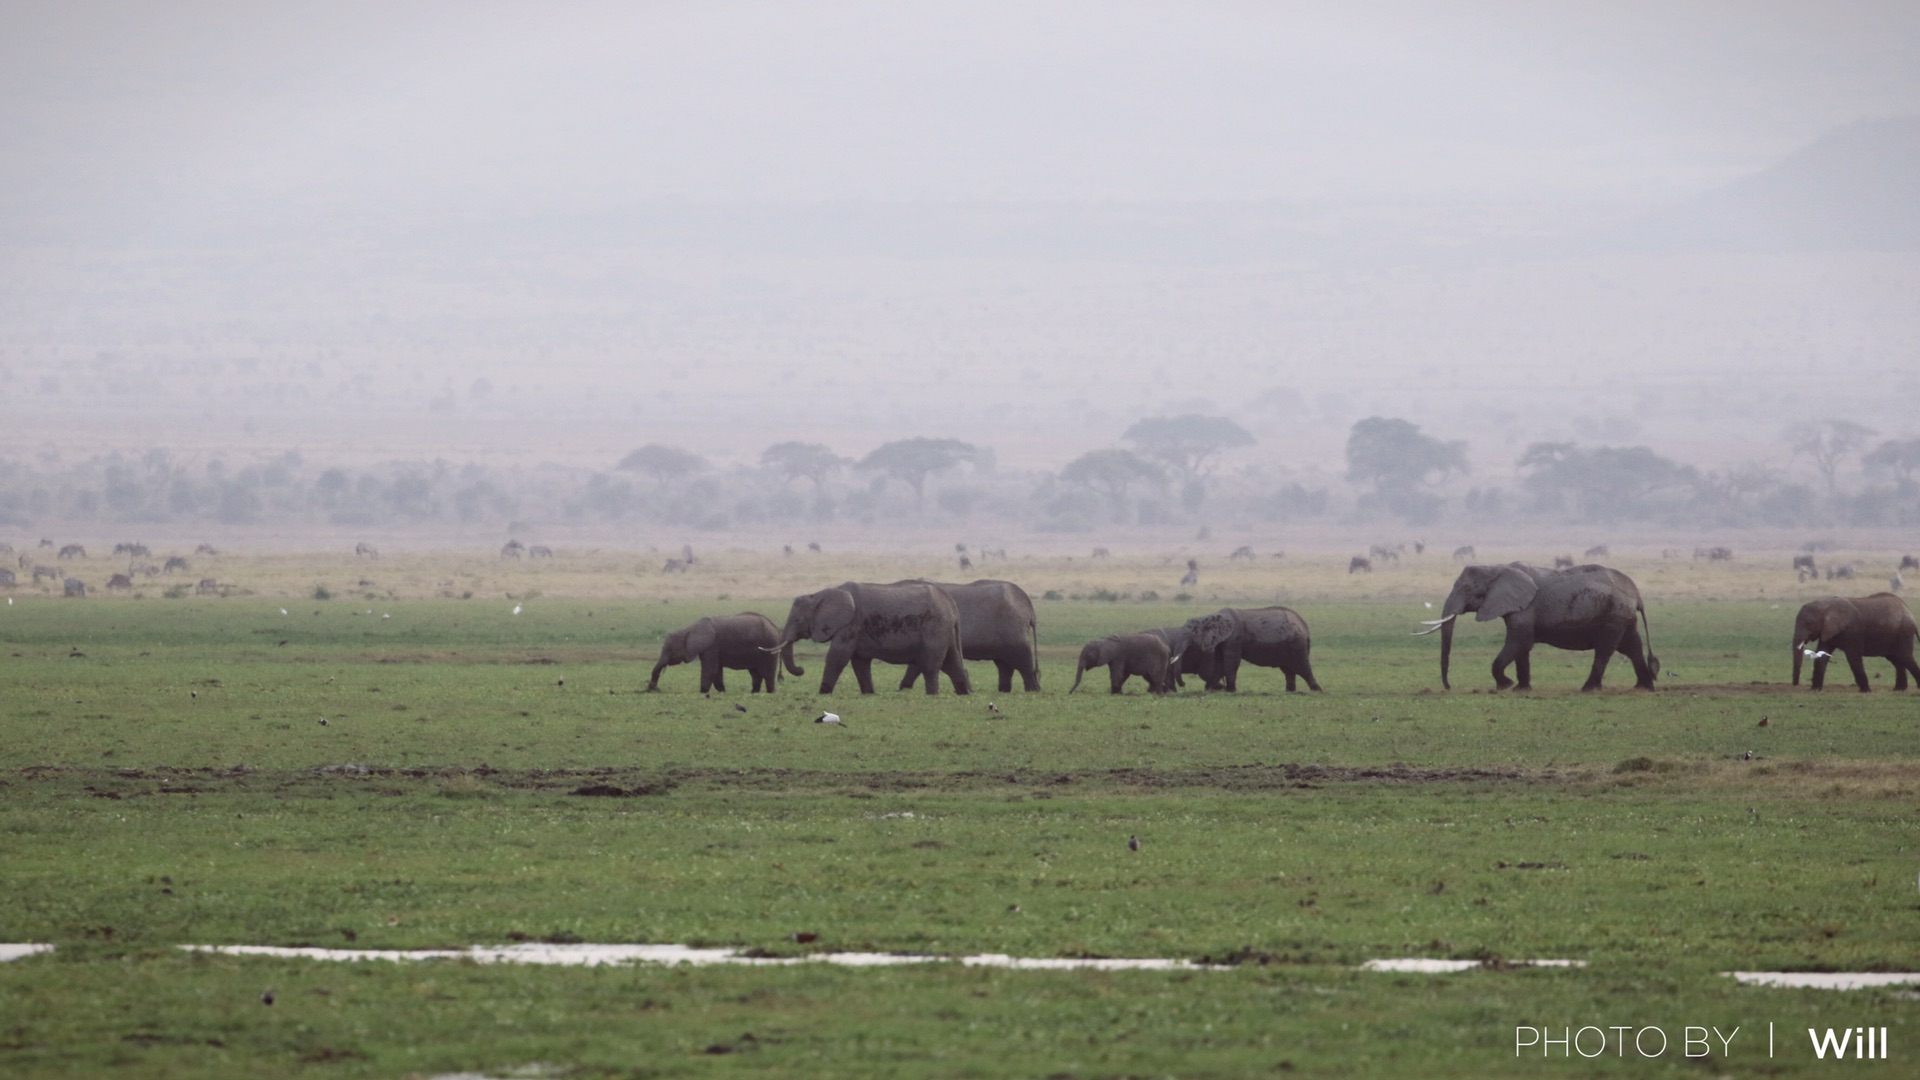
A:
1091,547,1111,559
1584,544,1609,558
1229,545,1254,560
958,554,972,571
500,540,524,559
1413,541,1426,555
58,544,85,560
681,544,696,564
0,568,14,586
954,542,968,554
63,577,85,597
38,538,53,548
663,558,688,574
106,573,133,590
1901,554,1919,573
355,542,378,558
1695,546,1733,562
529,545,553,558
195,543,219,556
1369,544,1401,563
1553,555,1575,570
1452,545,1475,561
1179,559,1199,587
32,565,58,582
807,541,821,552
1349,556,1372,574
113,542,150,558
1793,554,1817,576
1828,564,1857,580
164,556,189,573
783,544,794,557
196,578,220,595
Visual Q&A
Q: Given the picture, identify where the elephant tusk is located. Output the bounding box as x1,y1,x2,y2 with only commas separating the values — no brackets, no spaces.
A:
1412,613,1458,635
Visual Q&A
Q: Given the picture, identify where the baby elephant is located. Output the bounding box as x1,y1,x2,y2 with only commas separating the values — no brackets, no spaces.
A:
1791,593,1920,692
648,612,790,693
1069,633,1173,695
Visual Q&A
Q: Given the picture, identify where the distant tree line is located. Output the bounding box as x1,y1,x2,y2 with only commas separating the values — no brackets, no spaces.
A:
1,415,1916,534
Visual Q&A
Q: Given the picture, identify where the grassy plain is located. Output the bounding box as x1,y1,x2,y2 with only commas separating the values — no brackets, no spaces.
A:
3,548,1919,1077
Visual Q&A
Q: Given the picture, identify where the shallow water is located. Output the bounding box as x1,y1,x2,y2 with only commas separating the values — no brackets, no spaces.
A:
1726,971,1920,990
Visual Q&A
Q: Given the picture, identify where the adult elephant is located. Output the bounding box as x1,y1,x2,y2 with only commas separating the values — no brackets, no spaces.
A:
1418,563,1657,691
895,579,1041,693
769,582,971,695
1791,593,1920,692
1069,633,1173,694
1183,606,1320,692
648,612,790,693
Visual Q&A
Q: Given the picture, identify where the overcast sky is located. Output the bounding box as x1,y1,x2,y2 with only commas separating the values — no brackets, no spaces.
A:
4,0,1918,232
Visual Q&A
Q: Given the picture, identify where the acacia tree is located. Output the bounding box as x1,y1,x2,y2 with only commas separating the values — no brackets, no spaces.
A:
1517,442,1698,521
1120,415,1255,480
858,438,982,511
1788,419,1877,496
616,444,707,487
1344,417,1467,520
760,441,847,487
1863,437,1920,489
1060,449,1166,514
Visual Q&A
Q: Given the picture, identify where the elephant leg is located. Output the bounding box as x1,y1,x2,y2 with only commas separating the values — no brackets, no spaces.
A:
818,647,852,694
1283,668,1298,692
1845,650,1872,692
1894,650,1919,691
1583,633,1622,692
1109,663,1127,694
1616,626,1656,689
852,656,877,695
1514,650,1532,691
712,670,728,693
1297,654,1322,693
941,649,971,696
994,660,1015,694
897,664,921,692
1810,655,1828,690
1019,655,1041,692
699,656,720,694
1490,638,1521,690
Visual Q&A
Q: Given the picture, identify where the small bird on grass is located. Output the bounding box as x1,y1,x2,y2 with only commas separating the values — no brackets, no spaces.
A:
987,702,1002,716
1803,648,1832,660
261,990,274,1006
814,712,842,725
733,704,747,713
1127,835,1141,852
1758,716,1769,727
317,717,329,726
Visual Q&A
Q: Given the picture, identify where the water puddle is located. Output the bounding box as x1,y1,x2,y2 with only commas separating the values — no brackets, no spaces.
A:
0,944,54,962
178,943,1227,971
1362,958,1585,973
1726,971,1920,990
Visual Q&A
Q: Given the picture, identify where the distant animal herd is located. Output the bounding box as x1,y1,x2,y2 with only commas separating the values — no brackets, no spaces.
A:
5,538,1915,696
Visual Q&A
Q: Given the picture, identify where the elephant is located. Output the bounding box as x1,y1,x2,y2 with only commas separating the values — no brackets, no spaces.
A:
894,579,1041,693
769,582,971,695
1069,633,1173,694
648,612,789,693
1790,593,1920,692
1418,563,1658,691
1183,606,1320,692
1144,625,1194,689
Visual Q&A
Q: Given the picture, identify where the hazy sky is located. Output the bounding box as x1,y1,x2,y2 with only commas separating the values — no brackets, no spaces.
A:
5,0,1919,232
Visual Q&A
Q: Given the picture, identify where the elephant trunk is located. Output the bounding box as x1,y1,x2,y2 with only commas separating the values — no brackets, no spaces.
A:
781,638,804,676
1791,624,1808,686
1439,616,1455,690
647,657,670,691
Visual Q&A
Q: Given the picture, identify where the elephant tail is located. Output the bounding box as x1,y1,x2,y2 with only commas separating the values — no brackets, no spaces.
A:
1639,602,1660,680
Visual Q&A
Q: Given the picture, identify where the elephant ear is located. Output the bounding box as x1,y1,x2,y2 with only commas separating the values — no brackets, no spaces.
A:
686,619,717,657
1477,567,1537,622
811,589,857,642
1819,601,1853,645
1186,611,1236,651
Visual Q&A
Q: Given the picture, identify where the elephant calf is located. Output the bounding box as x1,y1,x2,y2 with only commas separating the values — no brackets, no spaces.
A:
1792,593,1920,692
648,612,792,693
1070,634,1173,695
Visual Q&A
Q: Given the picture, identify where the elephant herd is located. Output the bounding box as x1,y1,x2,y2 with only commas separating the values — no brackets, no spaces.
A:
645,564,1920,698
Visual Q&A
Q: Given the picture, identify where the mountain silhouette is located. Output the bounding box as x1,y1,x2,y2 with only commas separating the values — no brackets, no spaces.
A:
1613,116,1920,252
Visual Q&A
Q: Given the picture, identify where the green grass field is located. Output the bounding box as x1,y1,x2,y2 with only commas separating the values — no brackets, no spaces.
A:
3,551,1918,1077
